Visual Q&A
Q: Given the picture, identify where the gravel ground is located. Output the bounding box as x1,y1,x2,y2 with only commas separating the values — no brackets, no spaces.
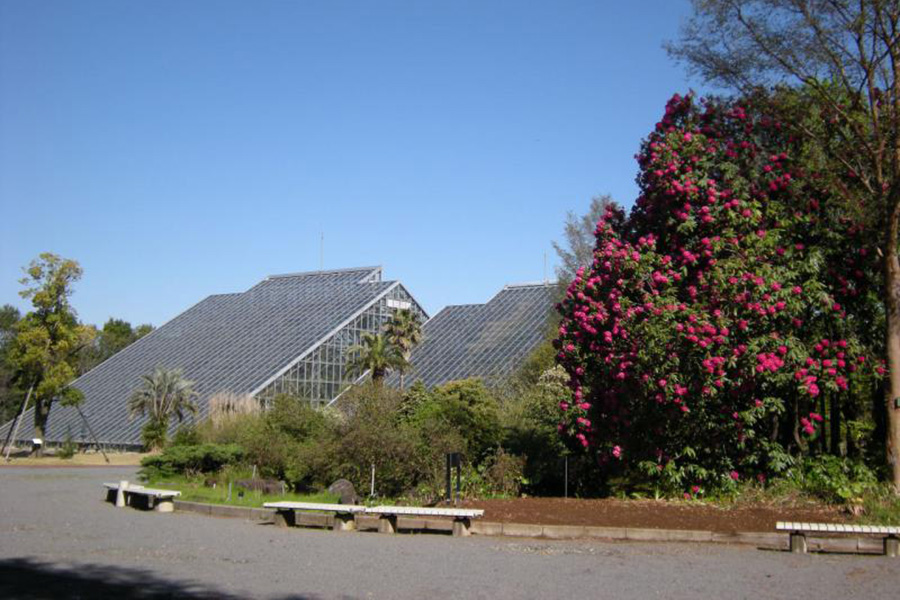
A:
0,467,897,599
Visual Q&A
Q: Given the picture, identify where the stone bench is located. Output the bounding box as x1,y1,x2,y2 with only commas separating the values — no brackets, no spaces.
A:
103,481,180,513
777,521,900,556
367,505,484,537
264,501,367,531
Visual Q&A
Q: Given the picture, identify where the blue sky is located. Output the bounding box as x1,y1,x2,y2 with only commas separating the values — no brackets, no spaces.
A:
0,0,703,327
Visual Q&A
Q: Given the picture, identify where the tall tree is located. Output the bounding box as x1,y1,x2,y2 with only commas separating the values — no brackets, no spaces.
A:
384,309,422,390
669,0,900,489
346,333,407,386
553,195,619,285
0,305,22,424
8,254,94,454
128,366,197,450
98,318,137,358
78,318,154,373
0,305,19,342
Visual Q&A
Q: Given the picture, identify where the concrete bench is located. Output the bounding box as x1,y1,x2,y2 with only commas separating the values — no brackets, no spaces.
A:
103,481,180,513
777,521,900,556
264,501,367,531
367,505,484,536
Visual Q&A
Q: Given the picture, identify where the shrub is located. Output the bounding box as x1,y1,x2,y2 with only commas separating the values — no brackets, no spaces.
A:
335,383,424,498
792,456,879,504
141,420,169,451
198,394,343,491
171,424,201,447
181,382,553,500
410,379,502,462
57,434,77,459
250,395,340,490
196,408,265,446
480,447,526,497
139,443,245,478
555,92,884,495
449,450,525,499
499,365,576,495
266,394,336,441
280,436,340,492
859,486,900,526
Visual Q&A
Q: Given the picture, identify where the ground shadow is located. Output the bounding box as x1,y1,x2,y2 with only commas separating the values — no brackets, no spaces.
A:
0,557,326,599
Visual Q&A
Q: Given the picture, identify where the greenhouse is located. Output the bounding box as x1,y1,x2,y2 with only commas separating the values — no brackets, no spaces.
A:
0,266,426,449
394,282,555,389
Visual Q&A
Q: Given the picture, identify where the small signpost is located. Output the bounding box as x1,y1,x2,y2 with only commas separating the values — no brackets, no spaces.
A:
445,452,461,505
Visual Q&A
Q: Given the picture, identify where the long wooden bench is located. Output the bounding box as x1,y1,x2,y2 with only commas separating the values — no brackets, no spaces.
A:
777,521,899,556
103,481,180,513
367,505,484,537
264,501,367,531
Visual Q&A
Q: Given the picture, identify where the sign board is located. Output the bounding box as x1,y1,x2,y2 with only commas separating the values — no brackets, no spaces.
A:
386,298,412,310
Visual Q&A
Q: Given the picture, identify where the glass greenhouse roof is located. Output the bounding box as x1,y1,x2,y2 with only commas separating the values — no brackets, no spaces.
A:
397,283,555,389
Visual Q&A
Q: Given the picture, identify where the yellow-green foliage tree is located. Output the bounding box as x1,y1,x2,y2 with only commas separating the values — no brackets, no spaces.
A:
9,254,94,454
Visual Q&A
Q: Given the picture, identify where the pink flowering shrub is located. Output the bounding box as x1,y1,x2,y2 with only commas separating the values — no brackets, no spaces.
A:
555,93,883,494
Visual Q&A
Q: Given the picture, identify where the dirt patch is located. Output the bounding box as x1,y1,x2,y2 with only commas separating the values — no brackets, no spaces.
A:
461,497,849,533
0,451,147,467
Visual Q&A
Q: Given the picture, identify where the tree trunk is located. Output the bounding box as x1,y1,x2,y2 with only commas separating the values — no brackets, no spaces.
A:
770,412,780,443
31,397,50,457
791,396,803,453
819,393,828,455
845,383,858,460
885,238,900,490
830,393,842,456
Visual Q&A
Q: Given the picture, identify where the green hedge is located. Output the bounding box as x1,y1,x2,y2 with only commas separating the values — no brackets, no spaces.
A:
140,443,245,478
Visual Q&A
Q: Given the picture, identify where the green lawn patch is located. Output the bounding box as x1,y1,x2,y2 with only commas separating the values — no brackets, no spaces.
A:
143,474,338,508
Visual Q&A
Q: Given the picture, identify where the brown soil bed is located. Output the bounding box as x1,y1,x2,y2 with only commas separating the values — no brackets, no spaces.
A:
461,497,849,533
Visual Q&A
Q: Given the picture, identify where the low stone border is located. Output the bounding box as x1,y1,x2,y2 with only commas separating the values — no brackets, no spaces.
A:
175,500,274,522
172,500,885,554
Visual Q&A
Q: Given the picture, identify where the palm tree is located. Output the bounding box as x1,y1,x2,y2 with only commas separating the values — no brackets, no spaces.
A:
345,333,407,386
384,309,422,390
129,366,197,450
